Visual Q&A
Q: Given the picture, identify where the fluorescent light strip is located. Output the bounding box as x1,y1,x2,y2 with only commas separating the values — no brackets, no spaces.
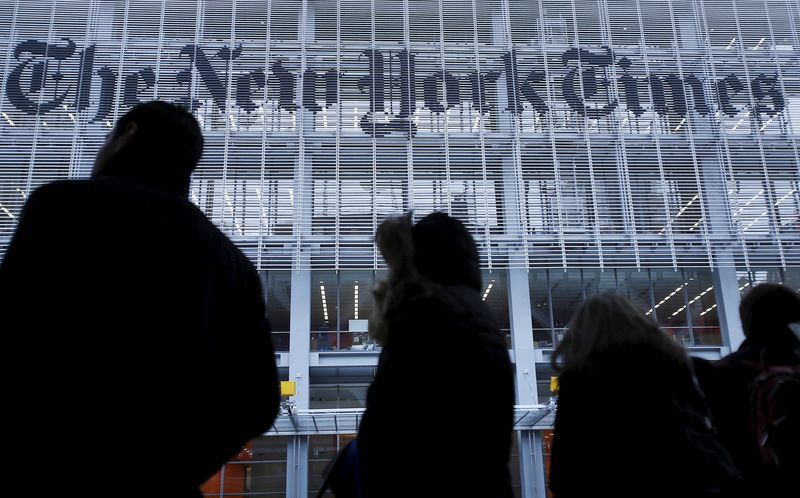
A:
742,189,797,231
646,282,688,316
16,188,27,199
658,195,699,235
1,112,15,126
674,117,686,132
250,187,272,224
752,37,765,50
482,280,495,301
743,210,769,231
729,111,751,132
223,191,243,234
734,189,765,216
354,282,359,320
699,304,716,316
700,282,750,316
0,203,16,220
670,286,713,317
320,282,329,322
774,189,796,206
726,37,736,49
699,283,748,316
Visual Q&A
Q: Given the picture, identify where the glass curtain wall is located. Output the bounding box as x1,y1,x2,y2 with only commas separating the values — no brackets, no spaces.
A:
529,268,721,348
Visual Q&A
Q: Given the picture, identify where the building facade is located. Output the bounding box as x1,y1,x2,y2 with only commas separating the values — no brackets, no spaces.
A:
1,0,799,496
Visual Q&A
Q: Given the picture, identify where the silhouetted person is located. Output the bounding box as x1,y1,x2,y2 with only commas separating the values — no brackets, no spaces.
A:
357,212,515,498
695,283,800,498
549,294,741,498
0,101,280,497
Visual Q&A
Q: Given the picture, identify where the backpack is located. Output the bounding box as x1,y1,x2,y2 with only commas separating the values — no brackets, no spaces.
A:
669,394,744,496
748,361,800,469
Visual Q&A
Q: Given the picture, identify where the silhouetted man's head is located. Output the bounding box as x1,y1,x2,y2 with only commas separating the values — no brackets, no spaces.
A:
93,101,203,191
739,283,800,338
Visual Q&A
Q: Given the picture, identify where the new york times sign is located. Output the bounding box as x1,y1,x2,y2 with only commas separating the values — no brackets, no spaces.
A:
6,38,787,138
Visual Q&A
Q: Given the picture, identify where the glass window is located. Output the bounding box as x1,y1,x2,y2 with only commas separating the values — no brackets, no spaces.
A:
482,270,511,347
582,269,618,296
509,434,521,498
262,271,291,352
310,385,368,410
311,270,382,352
617,269,655,316
338,270,378,351
529,270,554,348
201,436,288,497
549,269,583,342
309,386,339,410
737,266,800,295
739,267,788,290
543,430,554,491
529,268,724,349
311,270,338,351
649,269,692,345
309,435,356,498
685,269,720,346
783,269,800,293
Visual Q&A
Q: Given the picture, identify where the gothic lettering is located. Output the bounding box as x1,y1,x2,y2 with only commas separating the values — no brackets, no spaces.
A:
716,74,744,117
123,68,156,108
561,47,617,119
750,74,785,116
358,49,416,138
7,39,76,115
3,38,790,139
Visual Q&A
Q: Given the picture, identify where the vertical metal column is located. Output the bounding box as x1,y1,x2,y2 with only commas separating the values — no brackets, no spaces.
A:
509,268,546,498
492,2,545,495
287,270,311,498
677,6,745,354
712,265,745,354
287,3,315,495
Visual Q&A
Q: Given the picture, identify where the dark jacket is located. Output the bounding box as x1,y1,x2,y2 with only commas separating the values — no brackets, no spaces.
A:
695,328,800,498
0,176,280,497
550,343,742,498
357,284,515,498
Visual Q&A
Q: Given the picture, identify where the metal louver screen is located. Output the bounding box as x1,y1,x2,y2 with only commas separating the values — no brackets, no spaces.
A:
0,0,798,270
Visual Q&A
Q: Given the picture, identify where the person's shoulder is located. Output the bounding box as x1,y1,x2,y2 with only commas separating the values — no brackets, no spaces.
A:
394,286,474,329
29,178,152,206
29,179,92,199
427,284,490,318
21,180,98,216
431,285,507,347
692,356,716,387
202,224,260,277
583,343,693,388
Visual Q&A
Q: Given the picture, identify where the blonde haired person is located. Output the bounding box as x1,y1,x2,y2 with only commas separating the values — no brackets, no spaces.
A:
549,294,741,498
357,212,515,498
